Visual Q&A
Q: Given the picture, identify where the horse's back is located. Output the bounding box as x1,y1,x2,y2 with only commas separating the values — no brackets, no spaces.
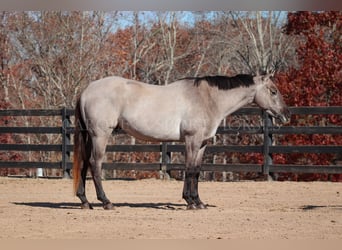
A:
82,76,179,99
82,76,128,97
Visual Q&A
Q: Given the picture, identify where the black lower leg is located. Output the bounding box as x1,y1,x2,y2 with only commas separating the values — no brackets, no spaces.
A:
183,170,206,209
77,182,93,209
183,171,195,207
77,164,93,209
192,172,206,209
92,174,113,210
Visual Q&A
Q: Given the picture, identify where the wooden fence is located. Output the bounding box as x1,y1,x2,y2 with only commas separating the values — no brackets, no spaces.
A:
0,106,341,179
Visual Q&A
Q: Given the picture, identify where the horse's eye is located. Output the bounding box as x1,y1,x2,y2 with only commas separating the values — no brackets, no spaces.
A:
269,87,277,96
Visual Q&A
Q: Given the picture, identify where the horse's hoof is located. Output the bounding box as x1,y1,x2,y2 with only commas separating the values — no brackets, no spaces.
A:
186,204,198,210
103,202,114,210
186,203,208,210
196,203,208,209
81,202,93,209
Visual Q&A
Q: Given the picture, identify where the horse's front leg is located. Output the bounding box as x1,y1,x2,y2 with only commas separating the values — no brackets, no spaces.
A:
90,136,114,210
183,168,207,209
183,138,207,210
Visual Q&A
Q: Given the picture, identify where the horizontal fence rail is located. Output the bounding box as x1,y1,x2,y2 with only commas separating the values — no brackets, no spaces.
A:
0,106,341,178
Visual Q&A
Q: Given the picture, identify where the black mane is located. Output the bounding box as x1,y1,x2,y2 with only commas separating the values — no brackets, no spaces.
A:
184,74,255,90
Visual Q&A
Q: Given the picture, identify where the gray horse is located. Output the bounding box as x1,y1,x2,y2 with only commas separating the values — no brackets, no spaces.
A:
73,74,290,210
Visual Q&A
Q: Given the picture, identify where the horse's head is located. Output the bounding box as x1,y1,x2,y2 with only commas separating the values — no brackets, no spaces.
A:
253,74,291,124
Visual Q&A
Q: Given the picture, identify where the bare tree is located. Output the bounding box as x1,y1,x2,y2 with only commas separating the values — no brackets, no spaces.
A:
9,11,118,108
229,11,296,74
188,11,296,76
2,11,120,177
125,11,202,84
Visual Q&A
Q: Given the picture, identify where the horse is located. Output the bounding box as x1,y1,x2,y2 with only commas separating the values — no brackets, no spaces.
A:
73,73,290,210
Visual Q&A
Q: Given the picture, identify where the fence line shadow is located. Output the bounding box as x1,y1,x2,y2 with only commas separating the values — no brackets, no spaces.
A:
12,201,193,210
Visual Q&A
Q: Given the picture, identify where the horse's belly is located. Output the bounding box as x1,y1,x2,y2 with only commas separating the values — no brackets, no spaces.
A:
118,117,181,141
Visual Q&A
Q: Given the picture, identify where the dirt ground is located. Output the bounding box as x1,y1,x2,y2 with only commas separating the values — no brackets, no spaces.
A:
0,176,341,239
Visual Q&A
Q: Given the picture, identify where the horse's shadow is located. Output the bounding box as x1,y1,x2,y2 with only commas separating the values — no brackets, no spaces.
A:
12,201,188,210
300,204,342,211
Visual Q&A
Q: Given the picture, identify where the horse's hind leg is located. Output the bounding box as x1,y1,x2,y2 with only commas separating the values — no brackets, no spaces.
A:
76,138,93,209
89,135,114,210
77,161,93,209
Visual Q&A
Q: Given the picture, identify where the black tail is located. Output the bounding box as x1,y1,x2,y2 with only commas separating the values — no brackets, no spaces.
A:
73,98,88,195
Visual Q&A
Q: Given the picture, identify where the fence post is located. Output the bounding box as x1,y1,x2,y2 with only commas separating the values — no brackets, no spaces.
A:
62,107,72,179
262,111,273,180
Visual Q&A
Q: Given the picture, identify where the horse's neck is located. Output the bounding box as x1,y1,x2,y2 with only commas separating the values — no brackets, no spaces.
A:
214,85,257,118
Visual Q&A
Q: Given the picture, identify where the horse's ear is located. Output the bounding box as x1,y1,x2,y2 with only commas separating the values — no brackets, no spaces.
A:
261,73,273,82
267,67,275,76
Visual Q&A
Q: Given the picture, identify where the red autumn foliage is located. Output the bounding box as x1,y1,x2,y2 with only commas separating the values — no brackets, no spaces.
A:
274,11,342,181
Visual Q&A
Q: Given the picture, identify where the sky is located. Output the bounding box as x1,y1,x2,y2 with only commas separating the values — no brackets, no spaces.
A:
111,11,288,31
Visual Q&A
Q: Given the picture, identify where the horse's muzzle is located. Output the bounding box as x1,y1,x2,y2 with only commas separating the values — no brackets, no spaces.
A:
278,108,291,124
267,108,291,124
